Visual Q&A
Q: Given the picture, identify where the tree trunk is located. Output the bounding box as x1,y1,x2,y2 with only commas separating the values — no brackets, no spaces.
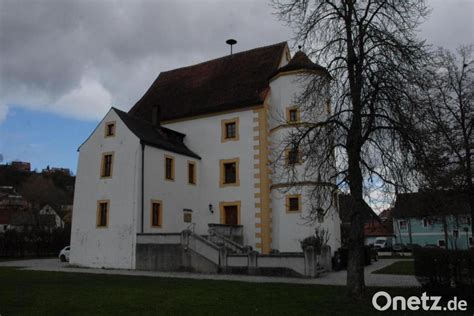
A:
408,218,413,245
346,199,366,299
442,216,449,249
469,188,474,241
346,116,366,298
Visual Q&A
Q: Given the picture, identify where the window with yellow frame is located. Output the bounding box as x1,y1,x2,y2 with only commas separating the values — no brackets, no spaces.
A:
286,146,302,165
164,155,175,181
286,194,301,213
286,106,300,123
219,201,241,225
220,158,239,187
100,152,114,178
104,121,116,137
96,200,110,227
188,161,196,184
150,200,163,227
221,117,240,142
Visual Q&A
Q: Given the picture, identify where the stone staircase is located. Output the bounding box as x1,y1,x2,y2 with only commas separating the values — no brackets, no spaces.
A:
136,229,332,277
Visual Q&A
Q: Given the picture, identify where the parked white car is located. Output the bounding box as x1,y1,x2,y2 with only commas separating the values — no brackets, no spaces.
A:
59,246,70,262
374,237,393,250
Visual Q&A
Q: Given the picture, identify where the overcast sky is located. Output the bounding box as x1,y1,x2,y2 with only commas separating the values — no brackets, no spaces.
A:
0,0,471,212
0,0,473,125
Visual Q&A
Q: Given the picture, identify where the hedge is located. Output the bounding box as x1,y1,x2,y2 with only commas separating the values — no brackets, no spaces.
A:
0,227,70,258
413,248,474,300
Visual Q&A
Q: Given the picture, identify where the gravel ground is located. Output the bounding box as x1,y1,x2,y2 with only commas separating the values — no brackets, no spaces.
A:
0,257,419,287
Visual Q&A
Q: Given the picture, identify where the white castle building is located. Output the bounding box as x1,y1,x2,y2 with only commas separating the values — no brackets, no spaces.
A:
71,42,341,273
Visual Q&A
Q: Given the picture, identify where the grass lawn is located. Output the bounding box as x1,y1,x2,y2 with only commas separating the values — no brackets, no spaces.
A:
0,267,458,315
373,260,415,275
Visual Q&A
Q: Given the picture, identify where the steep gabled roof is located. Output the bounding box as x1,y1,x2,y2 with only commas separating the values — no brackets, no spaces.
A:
393,190,471,218
113,108,200,159
129,42,288,122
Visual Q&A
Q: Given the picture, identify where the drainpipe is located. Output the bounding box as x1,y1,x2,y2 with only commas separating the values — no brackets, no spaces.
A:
141,142,145,233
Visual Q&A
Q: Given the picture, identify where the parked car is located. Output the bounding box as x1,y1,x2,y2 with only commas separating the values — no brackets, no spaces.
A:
59,246,70,262
406,243,421,251
373,237,393,251
392,243,405,252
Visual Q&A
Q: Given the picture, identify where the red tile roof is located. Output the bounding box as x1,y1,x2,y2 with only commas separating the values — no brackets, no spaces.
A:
364,220,394,237
129,42,288,122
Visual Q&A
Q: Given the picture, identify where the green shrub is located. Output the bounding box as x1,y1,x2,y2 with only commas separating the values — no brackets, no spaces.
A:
413,248,474,300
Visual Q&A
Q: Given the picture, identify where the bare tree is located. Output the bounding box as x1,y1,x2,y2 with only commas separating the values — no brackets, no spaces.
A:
20,175,68,210
273,0,430,297
414,46,473,233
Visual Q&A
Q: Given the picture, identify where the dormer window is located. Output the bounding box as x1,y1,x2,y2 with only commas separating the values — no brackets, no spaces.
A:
287,107,300,123
105,121,116,137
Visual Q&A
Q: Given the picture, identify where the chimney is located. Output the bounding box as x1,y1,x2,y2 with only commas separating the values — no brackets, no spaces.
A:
151,105,160,127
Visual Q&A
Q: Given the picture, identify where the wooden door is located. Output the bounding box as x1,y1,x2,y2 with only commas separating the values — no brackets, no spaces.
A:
224,205,238,225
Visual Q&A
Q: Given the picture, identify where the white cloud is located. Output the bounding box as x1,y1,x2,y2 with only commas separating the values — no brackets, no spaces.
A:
51,76,112,120
0,0,472,125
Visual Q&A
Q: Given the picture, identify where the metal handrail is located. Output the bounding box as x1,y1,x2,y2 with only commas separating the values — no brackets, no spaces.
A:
186,222,196,233
208,227,247,253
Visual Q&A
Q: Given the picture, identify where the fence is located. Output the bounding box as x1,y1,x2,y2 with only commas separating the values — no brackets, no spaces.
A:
0,228,70,258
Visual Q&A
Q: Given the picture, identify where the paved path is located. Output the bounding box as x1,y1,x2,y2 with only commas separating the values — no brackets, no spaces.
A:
0,258,420,287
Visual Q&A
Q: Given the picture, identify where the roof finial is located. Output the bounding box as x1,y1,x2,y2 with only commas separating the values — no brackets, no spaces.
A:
298,45,302,51
226,39,237,55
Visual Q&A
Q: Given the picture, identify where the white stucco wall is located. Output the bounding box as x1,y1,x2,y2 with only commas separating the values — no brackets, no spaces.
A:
271,187,341,253
163,110,260,247
141,145,200,233
70,109,141,269
267,72,341,254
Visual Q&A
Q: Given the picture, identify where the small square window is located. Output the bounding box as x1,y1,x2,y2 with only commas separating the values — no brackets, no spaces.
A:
287,107,300,123
287,195,301,212
220,158,239,187
221,118,239,142
287,146,301,165
399,220,407,230
422,218,432,227
183,211,192,223
225,122,237,139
